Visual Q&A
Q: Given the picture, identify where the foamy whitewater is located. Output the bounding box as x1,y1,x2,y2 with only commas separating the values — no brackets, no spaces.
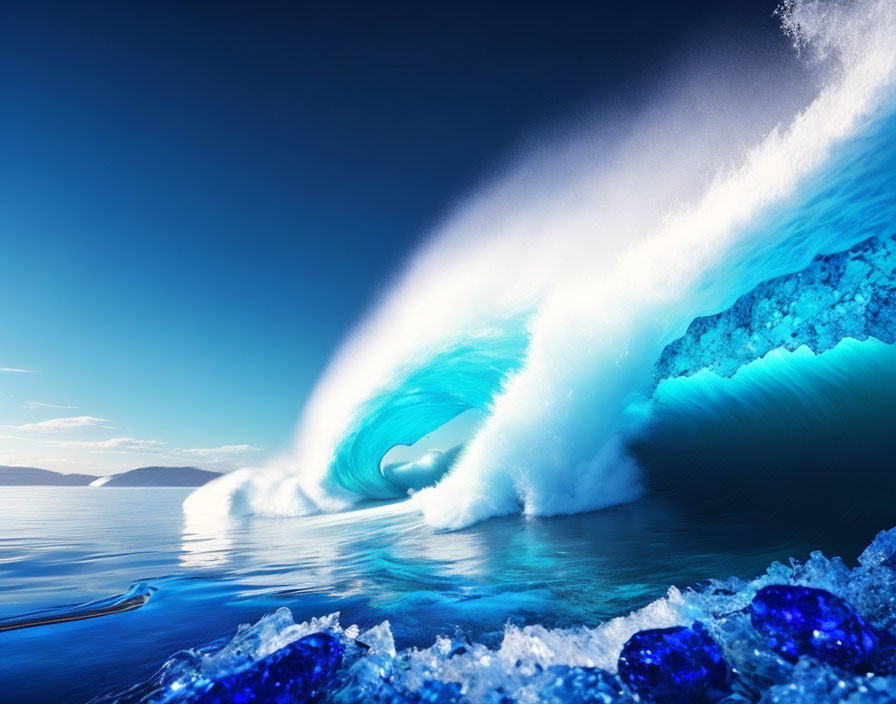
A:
185,0,896,529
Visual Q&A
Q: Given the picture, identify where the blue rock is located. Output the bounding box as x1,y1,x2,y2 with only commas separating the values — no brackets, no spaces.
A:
617,621,732,704
748,585,878,672
194,631,344,703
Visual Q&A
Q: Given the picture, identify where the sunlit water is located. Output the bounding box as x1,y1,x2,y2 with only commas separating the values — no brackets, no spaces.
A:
0,487,885,703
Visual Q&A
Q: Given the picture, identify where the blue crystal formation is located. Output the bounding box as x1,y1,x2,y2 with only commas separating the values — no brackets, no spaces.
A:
194,632,344,704
616,621,732,703
654,233,896,386
748,585,879,673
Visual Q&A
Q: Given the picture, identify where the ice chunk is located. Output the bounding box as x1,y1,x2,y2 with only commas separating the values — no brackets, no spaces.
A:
859,528,896,570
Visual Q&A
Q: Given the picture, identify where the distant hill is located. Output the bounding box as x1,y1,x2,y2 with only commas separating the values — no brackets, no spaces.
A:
0,465,97,485
0,465,220,487
93,466,221,487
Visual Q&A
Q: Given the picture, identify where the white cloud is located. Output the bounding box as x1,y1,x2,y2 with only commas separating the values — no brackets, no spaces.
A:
178,444,260,456
61,437,165,451
172,444,262,468
23,401,78,410
1,368,34,373
14,416,109,432
56,439,259,457
1,426,260,473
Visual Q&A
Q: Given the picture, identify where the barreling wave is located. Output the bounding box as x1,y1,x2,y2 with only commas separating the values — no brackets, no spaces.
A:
325,316,531,499
185,0,896,529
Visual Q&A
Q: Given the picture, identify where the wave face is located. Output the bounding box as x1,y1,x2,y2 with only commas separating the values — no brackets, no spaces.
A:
185,0,896,528
635,336,896,533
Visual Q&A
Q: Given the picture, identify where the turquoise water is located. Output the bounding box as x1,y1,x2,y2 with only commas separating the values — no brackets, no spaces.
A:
0,486,889,703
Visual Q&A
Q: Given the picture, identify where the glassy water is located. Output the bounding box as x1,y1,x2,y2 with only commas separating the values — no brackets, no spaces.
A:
0,487,884,703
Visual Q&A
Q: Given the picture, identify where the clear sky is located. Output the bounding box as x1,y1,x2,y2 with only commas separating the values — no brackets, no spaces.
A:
0,0,782,474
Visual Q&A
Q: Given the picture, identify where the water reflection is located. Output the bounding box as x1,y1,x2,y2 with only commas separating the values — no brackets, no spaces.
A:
176,490,863,631
180,511,235,569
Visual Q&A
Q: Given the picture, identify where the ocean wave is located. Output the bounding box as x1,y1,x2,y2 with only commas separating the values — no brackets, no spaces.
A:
185,0,896,529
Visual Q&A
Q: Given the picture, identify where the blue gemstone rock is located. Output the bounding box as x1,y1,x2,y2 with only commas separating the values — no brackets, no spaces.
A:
748,585,879,672
617,621,732,704
194,631,344,703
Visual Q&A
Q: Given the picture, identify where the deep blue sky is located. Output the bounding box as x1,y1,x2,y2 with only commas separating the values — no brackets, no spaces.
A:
0,1,782,472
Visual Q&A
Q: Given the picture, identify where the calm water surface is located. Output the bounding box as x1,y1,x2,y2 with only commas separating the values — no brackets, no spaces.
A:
0,487,881,703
